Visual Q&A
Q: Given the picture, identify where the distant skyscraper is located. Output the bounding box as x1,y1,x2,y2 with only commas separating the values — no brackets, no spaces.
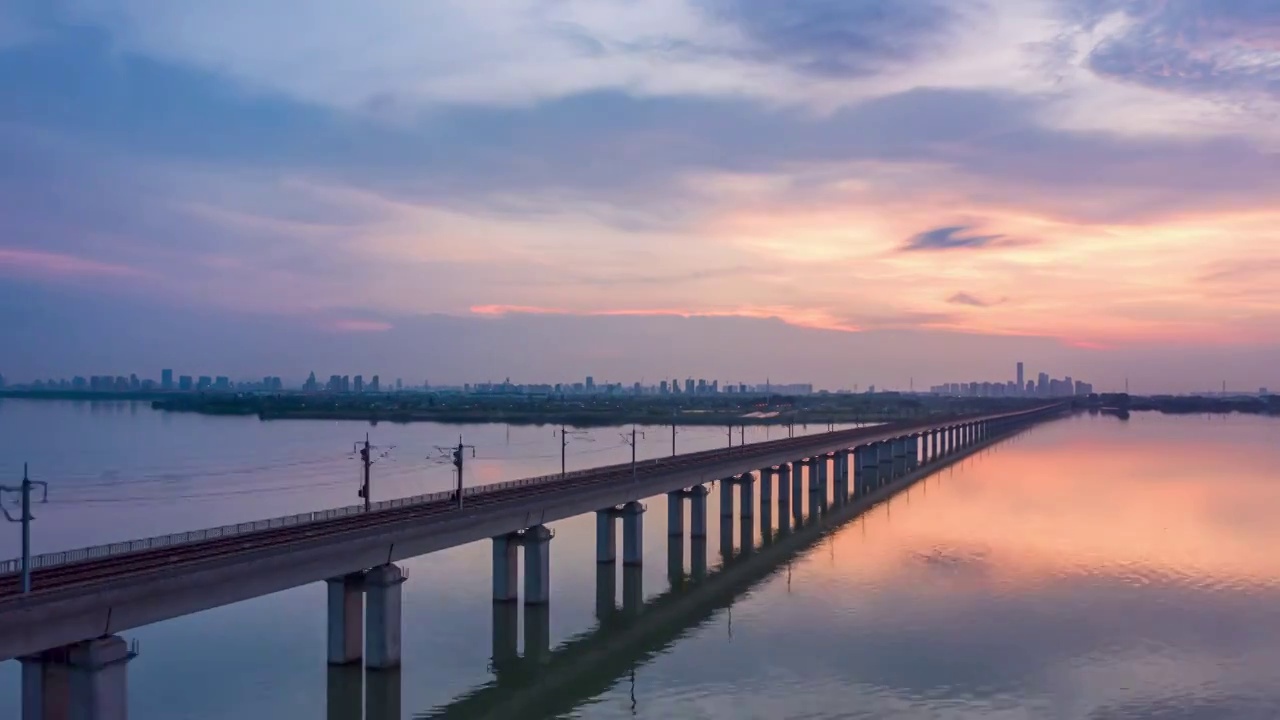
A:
685,378,695,395
1037,372,1050,396
161,369,174,390
1016,362,1024,392
354,375,364,393
585,376,595,392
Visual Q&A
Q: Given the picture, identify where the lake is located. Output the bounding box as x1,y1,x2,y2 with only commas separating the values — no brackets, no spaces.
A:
2,400,1279,719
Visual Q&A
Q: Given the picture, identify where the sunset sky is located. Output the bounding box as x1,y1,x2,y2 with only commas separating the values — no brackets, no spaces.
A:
2,1,1278,391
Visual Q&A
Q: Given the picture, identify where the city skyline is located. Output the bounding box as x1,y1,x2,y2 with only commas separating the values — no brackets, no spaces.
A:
2,3,1280,393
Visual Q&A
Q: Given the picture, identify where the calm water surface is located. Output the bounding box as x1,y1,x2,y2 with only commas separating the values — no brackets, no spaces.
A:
2,401,1279,719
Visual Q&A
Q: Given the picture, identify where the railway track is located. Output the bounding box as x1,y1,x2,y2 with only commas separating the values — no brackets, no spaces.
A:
0,419,931,601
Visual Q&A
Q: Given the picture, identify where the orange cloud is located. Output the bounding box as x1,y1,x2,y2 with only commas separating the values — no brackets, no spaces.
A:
469,304,863,333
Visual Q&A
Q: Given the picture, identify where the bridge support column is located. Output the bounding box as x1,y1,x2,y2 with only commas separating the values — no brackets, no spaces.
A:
907,435,919,471
691,536,708,579
720,512,734,561
834,451,849,499
668,533,685,589
760,468,774,509
689,485,709,538
492,534,520,602
596,510,616,564
777,464,791,514
739,474,755,520
856,445,876,496
667,491,684,537
22,635,136,720
622,565,644,618
878,442,894,483
365,563,405,670
622,501,645,566
720,480,734,519
813,456,828,494
524,525,553,605
791,463,805,521
327,572,364,665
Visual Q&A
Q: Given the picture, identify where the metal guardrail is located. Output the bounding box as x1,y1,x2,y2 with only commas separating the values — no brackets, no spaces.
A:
0,408,1055,577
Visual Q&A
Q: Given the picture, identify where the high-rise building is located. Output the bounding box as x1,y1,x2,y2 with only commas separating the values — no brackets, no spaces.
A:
1037,372,1050,396
685,378,695,395
370,375,381,393
161,369,174,390
585,376,595,392
179,375,194,391
354,375,364,393
1016,362,1024,393
197,376,213,391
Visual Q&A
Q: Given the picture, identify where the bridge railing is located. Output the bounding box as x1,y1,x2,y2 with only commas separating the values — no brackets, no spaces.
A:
0,407,1059,577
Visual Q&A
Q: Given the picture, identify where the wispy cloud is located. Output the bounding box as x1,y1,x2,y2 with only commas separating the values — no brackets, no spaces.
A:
902,225,1006,252
0,248,144,279
947,292,1002,308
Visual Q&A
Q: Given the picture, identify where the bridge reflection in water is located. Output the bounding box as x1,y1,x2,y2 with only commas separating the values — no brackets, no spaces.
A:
357,447,971,720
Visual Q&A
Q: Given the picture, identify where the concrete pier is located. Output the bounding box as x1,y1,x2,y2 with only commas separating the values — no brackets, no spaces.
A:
790,463,804,510
595,509,616,564
689,485,709,538
739,474,755,519
327,572,364,665
492,534,520,602
812,456,827,494
720,480,734,519
760,468,774,509
622,565,644,618
878,441,894,482
364,563,405,670
621,501,645,567
857,444,877,495
760,496,773,543
23,635,137,717
667,491,684,537
777,464,791,512
691,537,708,579
719,516,734,561
524,525,553,605
22,635,136,720
667,534,685,589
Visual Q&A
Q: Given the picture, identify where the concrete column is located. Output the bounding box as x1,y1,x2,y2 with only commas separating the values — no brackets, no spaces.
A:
719,514,734,562
596,510,616,564
595,560,616,620
813,456,827,493
492,535,520,602
739,474,755,519
622,501,645,566
21,637,136,720
365,563,405,670
327,572,364,665
491,601,520,668
524,525,553,605
760,493,773,543
691,537,708,579
907,435,919,470
622,565,644,618
857,445,877,495
877,441,894,482
777,464,791,512
790,463,804,510
667,491,684,537
22,652,69,720
760,468,774,508
689,485,709,538
720,480,734,518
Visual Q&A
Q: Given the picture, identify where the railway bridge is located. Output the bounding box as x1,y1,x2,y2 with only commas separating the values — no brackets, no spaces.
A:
0,404,1064,719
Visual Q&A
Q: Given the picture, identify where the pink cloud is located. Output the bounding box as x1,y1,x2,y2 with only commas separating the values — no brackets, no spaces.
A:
0,248,143,278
